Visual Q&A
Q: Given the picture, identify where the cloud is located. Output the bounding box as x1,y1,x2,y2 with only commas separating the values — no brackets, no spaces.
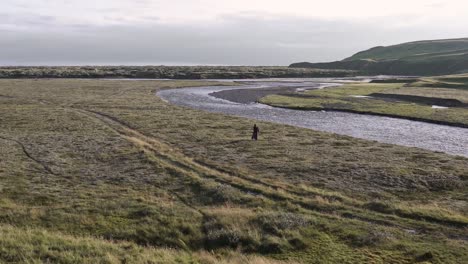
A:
4,0,468,26
1,1,468,65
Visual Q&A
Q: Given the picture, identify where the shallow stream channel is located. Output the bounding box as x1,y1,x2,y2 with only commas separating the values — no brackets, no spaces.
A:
157,78,468,157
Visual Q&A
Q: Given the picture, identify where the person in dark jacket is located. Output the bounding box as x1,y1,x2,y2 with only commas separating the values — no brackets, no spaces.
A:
252,124,259,140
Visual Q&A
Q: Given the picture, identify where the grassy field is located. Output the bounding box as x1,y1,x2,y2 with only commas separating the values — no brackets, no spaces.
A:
0,79,467,263
260,75,468,127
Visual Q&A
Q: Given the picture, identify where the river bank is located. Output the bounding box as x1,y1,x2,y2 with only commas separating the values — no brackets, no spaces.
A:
158,80,468,157
260,81,468,129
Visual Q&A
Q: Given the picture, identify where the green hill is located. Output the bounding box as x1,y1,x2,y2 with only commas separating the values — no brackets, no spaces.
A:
344,38,468,61
291,38,468,75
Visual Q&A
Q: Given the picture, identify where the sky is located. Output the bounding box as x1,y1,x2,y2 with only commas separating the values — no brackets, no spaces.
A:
1,0,468,66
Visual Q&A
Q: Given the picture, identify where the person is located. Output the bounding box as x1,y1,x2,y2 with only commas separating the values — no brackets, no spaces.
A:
252,124,259,140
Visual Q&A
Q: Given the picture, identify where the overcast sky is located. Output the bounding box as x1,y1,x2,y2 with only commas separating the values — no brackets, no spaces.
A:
1,0,468,66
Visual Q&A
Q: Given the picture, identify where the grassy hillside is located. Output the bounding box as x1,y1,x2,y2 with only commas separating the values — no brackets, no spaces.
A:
290,38,468,76
344,38,468,61
1,79,467,263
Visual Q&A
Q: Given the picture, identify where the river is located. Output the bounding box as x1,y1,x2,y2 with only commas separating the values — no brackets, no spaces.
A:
157,79,468,157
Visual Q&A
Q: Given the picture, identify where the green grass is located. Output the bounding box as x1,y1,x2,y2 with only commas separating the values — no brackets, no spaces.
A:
260,79,468,127
0,79,467,263
408,74,468,90
0,224,291,264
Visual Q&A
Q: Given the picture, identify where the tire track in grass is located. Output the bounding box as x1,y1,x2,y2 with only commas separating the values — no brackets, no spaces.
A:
71,109,346,206
69,108,468,235
0,136,57,176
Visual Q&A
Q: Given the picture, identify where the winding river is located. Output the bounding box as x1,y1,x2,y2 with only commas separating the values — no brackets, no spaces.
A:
157,79,468,157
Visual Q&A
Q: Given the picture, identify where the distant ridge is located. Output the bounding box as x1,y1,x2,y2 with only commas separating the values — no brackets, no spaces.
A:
290,38,468,75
